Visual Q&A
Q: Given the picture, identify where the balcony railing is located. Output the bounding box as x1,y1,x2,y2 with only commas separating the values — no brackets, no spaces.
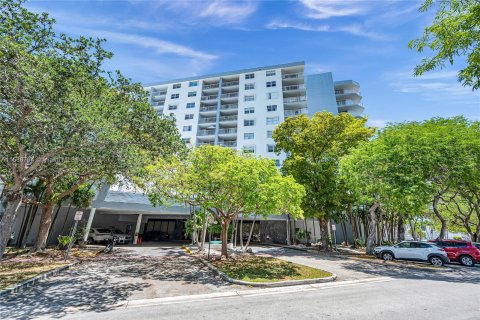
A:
284,108,308,117
201,95,218,101
218,128,237,134
219,115,238,122
284,96,307,103
335,89,360,95
282,73,303,79
197,129,216,136
337,100,362,107
200,106,217,112
203,83,219,89
220,141,237,147
220,92,239,99
197,141,215,146
220,104,238,110
283,84,305,91
152,102,164,107
222,81,239,87
198,117,217,124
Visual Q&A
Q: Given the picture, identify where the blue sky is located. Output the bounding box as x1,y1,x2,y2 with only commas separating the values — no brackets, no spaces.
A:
27,0,479,127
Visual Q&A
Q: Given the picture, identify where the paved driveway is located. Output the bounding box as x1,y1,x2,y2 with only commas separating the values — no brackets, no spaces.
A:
0,244,238,320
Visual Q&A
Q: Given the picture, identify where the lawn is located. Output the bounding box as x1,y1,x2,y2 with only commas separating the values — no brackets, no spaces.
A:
0,261,69,290
212,255,332,283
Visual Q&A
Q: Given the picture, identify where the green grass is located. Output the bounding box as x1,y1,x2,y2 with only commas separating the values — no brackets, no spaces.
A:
212,256,332,283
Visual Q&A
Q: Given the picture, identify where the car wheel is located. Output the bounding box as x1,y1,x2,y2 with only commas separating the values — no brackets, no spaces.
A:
87,237,94,245
382,252,394,261
459,255,475,267
429,256,444,266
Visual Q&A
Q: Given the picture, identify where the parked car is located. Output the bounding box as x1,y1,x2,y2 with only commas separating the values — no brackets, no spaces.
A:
109,228,133,245
474,243,480,250
373,241,449,266
428,239,480,267
87,228,113,244
142,230,170,242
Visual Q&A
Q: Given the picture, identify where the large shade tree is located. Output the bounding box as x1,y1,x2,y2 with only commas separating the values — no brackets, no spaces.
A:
273,112,375,250
0,0,182,258
138,146,305,258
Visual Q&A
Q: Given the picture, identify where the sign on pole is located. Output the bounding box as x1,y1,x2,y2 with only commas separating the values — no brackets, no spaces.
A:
74,211,83,221
331,224,336,231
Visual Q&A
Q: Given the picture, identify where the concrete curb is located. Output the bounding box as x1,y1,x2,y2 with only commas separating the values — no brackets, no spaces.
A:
197,256,337,287
0,260,81,297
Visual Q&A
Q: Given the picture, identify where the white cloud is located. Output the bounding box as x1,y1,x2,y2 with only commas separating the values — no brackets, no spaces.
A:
299,0,370,19
200,1,257,24
367,119,391,128
266,20,388,41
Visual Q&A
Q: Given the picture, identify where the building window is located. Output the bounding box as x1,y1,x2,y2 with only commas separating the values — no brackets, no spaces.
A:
267,130,273,138
267,105,277,112
266,81,276,88
189,81,198,87
245,83,255,90
266,70,276,76
186,102,195,108
266,92,279,100
244,133,254,140
266,116,279,125
243,145,255,153
185,114,194,120
173,83,181,89
171,93,180,99
183,125,192,132
244,119,255,126
244,95,255,102
182,138,191,143
168,105,178,110
188,91,197,97
244,107,254,114
267,144,276,152
245,73,255,79
275,159,281,167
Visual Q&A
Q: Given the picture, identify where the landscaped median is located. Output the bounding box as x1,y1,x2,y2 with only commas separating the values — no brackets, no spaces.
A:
196,254,336,287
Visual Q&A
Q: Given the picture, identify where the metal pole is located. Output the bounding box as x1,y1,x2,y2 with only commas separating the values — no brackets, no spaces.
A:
208,226,211,260
333,230,337,252
64,220,78,261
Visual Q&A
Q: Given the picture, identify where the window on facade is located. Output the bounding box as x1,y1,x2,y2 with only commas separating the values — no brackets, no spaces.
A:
243,145,255,153
188,91,197,97
244,133,254,140
266,70,276,76
168,105,178,110
185,114,194,120
244,95,255,102
182,138,191,143
183,125,192,132
266,92,279,100
266,81,276,88
244,107,254,114
244,119,255,126
245,73,255,79
189,81,198,87
171,93,180,99
186,102,195,109
266,116,279,125
275,159,281,167
267,144,276,152
267,130,273,138
245,83,255,90
173,83,181,89
267,105,277,112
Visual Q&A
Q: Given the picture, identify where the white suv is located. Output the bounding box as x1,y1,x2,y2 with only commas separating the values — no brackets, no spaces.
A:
373,241,449,266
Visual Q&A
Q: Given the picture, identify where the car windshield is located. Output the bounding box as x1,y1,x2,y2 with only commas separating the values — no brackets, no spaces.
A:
96,228,111,233
474,243,480,249
112,229,123,234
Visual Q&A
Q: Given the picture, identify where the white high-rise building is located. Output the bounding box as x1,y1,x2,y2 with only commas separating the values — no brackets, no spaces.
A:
144,61,364,165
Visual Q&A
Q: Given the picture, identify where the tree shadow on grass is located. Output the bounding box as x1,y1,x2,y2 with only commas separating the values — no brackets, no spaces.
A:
214,257,301,281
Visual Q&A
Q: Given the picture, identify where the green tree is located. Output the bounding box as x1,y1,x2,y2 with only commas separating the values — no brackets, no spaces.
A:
409,0,480,90
0,0,182,259
273,112,375,250
138,146,305,258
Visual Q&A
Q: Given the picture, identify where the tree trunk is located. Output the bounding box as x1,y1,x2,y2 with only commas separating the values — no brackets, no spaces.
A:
47,205,62,244
34,204,54,252
341,221,349,246
366,202,380,255
244,214,257,250
432,196,447,240
0,193,23,260
230,219,236,247
16,203,32,247
408,219,417,241
348,203,358,248
220,220,230,258
286,216,291,245
318,217,328,250
397,214,405,242
199,216,208,250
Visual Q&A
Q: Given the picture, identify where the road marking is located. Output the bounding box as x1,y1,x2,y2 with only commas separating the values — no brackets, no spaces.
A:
120,277,394,309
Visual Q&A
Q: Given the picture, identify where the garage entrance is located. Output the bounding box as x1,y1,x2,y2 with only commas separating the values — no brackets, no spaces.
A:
142,219,186,241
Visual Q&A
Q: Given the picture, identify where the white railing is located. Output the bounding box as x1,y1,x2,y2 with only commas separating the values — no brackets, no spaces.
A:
197,129,216,136
284,96,307,103
219,115,238,122
220,104,238,110
200,106,217,112
220,141,237,147
218,128,237,134
282,73,303,79
199,117,217,123
201,95,218,101
220,92,239,98
222,81,239,87
203,84,219,89
283,84,305,91
284,108,308,117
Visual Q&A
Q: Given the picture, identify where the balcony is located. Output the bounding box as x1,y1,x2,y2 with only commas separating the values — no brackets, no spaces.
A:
219,141,237,148
219,115,238,122
282,73,303,79
222,81,239,87
284,96,307,103
200,106,218,112
283,84,305,91
220,92,239,99
151,101,164,107
197,141,215,147
201,94,218,101
218,128,237,136
197,129,216,136
284,108,308,118
198,117,217,124
203,83,219,90
337,100,362,107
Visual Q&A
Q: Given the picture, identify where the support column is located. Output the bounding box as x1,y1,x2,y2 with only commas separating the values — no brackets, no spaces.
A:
83,208,96,242
134,213,143,244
